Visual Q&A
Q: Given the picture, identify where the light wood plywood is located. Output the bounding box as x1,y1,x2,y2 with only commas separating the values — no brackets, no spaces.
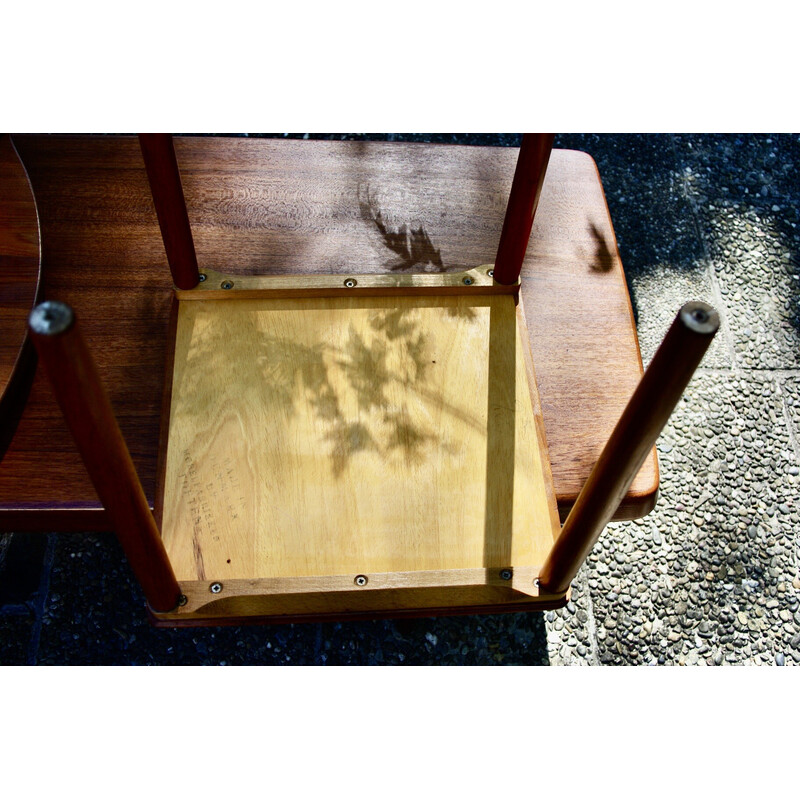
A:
160,289,560,599
154,567,569,622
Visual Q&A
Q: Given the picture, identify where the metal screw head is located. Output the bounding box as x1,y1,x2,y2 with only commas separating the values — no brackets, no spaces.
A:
198,273,207,282
344,278,357,288
178,594,188,606
500,568,513,581
680,301,718,335
221,281,233,290
354,574,368,586
487,269,494,277
463,277,473,285
533,578,541,589
210,582,223,594
29,301,75,336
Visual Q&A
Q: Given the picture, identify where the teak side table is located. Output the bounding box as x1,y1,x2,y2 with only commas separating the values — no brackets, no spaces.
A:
3,134,718,626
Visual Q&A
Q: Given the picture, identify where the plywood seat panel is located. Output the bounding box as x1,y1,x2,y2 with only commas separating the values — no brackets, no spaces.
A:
160,290,561,614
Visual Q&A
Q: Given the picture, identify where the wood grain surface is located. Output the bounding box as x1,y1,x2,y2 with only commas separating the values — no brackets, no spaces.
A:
160,293,559,587
493,133,554,285
1,136,657,530
0,134,42,455
29,301,182,611
176,265,511,300
153,566,568,622
138,134,201,289
540,302,719,594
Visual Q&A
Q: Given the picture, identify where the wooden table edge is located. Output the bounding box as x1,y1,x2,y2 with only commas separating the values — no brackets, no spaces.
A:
0,134,43,460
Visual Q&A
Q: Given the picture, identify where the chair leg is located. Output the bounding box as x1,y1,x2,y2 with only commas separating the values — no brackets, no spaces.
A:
138,133,200,290
28,301,183,612
538,302,720,595
493,133,555,286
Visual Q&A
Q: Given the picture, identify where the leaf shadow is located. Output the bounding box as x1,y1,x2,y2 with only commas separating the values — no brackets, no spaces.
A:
358,185,445,272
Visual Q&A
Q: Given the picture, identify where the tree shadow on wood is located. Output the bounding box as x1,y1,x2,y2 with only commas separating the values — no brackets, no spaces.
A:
383,406,435,466
588,221,614,273
483,300,515,569
180,304,475,477
178,295,491,481
326,421,379,477
336,327,391,412
359,185,445,272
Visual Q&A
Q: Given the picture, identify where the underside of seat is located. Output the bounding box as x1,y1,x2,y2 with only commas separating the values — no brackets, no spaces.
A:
154,270,565,622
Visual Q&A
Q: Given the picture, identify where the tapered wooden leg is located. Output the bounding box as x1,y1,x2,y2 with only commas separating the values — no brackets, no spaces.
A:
138,133,200,290
492,133,555,286
28,301,183,612
539,302,720,595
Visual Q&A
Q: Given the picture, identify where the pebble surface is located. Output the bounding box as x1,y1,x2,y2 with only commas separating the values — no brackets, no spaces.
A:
1,133,798,665
547,134,800,666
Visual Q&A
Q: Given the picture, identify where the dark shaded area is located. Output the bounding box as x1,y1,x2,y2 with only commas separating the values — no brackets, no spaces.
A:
0,615,35,665
327,421,378,477
672,133,800,343
199,133,525,148
24,532,549,665
557,134,707,275
557,133,799,342
0,532,52,664
588,222,614,273
336,327,391,411
382,406,433,466
359,185,445,272
483,300,515,569
673,134,800,211
554,134,706,326
0,532,47,605
0,341,38,463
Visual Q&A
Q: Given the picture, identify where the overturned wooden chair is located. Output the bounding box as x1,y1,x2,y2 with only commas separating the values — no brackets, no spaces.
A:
25,134,717,625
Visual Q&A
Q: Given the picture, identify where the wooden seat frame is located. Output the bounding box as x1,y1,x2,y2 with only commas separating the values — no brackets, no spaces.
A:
26,134,718,626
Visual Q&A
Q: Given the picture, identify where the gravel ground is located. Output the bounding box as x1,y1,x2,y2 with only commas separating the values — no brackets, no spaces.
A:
1,133,798,666
547,133,800,666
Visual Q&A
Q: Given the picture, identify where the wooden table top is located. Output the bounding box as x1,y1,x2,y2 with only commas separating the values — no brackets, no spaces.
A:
0,135,657,531
0,134,41,457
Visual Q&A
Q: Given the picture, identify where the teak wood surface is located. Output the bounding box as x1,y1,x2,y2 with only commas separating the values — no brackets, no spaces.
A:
0,135,658,530
138,134,201,290
29,302,182,611
0,135,41,453
156,567,569,622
